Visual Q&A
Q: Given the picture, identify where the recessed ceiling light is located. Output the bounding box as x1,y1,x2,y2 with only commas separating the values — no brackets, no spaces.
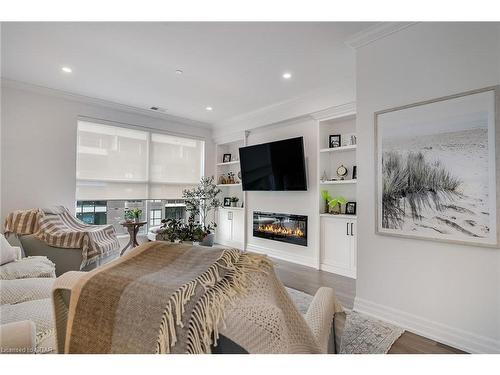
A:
61,66,72,73
175,69,183,75
282,72,292,79
206,106,213,111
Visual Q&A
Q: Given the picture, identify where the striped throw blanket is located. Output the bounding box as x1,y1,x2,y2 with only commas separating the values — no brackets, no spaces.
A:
64,243,275,353
3,208,41,236
56,242,341,354
4,207,119,269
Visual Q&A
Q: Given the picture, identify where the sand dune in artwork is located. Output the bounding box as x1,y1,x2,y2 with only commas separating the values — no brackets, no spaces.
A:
382,128,491,240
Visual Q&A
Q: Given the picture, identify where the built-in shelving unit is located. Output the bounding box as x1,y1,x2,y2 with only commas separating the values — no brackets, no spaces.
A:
214,136,247,250
317,110,357,279
215,139,245,207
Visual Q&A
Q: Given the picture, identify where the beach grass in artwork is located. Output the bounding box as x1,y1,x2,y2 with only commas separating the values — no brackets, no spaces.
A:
382,151,462,230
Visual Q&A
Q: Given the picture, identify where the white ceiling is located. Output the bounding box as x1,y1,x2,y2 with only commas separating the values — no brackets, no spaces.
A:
1,22,374,125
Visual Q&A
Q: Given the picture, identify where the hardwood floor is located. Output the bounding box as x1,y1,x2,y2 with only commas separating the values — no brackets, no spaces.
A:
271,257,466,354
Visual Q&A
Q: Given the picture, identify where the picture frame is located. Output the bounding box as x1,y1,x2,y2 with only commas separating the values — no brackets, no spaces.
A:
223,197,231,207
345,202,357,215
329,134,341,148
375,86,499,247
222,153,232,163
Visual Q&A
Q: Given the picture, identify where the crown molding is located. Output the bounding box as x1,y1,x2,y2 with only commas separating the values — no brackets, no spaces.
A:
1,78,213,130
310,102,356,121
345,22,418,49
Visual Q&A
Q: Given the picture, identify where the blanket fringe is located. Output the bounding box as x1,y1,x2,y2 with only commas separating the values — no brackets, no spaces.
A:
156,249,271,354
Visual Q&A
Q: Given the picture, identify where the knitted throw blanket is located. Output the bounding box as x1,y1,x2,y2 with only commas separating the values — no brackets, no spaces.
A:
4,207,119,269
64,242,274,354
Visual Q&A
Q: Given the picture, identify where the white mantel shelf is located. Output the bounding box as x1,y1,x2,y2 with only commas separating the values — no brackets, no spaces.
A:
216,160,240,166
319,145,357,153
320,180,357,185
219,206,245,211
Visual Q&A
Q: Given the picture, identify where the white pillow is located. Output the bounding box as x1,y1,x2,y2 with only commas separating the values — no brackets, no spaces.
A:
0,234,20,265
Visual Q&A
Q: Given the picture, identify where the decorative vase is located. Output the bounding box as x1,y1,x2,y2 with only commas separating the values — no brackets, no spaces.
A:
199,233,215,247
231,202,237,207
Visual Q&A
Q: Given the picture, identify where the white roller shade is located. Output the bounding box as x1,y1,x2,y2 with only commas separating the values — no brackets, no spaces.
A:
149,183,197,200
76,121,204,200
150,133,204,184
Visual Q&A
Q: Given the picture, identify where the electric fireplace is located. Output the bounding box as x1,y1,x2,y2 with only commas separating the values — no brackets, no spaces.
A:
253,211,307,246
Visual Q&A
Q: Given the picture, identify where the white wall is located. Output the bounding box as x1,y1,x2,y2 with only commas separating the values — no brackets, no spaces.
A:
245,117,319,268
0,81,214,222
355,23,500,353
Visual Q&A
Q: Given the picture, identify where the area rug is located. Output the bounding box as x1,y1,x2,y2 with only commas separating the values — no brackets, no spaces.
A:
286,287,404,354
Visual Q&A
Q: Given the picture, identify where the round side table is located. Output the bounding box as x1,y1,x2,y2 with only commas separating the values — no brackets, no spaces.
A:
120,221,147,256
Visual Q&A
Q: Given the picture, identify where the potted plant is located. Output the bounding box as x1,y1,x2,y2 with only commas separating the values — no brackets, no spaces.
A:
156,218,183,242
230,197,239,207
328,196,347,215
125,208,143,222
182,176,222,247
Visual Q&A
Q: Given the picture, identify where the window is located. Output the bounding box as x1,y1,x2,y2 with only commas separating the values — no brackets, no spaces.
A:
76,120,205,201
165,200,187,221
149,208,162,227
76,201,107,225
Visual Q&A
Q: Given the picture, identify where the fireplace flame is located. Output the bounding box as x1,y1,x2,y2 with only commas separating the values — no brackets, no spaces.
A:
257,224,304,238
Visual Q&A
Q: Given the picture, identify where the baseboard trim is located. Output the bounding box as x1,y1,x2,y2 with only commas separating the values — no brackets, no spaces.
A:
354,297,500,354
320,263,356,279
246,243,317,268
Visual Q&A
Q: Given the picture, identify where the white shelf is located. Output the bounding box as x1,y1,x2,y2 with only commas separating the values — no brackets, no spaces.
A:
216,160,240,167
320,213,357,219
319,145,357,153
220,206,245,211
216,183,242,187
320,180,357,185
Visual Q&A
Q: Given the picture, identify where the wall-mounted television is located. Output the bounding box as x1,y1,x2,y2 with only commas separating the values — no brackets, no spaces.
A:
238,136,307,191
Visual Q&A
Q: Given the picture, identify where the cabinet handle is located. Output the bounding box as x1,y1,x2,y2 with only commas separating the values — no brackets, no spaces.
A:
346,222,349,236
351,223,354,236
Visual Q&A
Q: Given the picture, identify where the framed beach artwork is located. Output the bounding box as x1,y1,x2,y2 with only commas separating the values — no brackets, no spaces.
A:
375,86,499,247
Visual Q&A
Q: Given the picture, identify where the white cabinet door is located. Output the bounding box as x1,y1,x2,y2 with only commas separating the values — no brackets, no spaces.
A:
321,217,350,269
320,216,356,279
217,209,232,244
216,209,244,248
231,209,245,244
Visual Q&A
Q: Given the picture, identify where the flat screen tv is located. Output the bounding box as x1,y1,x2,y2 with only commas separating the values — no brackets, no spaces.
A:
239,137,307,191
